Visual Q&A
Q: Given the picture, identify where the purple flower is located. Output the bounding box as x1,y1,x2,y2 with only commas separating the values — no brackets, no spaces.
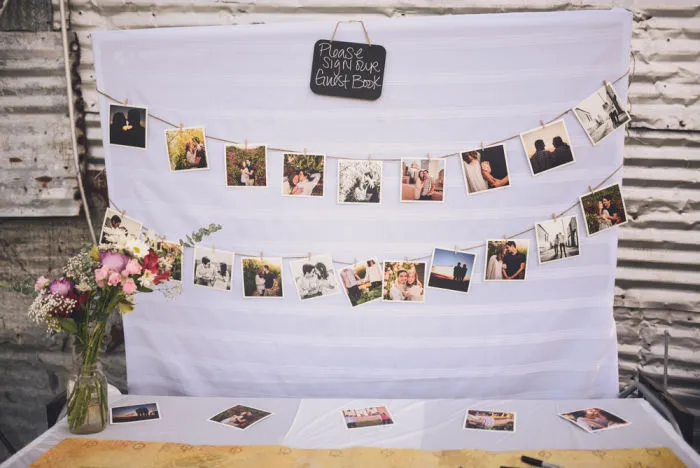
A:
100,251,129,273
49,278,73,297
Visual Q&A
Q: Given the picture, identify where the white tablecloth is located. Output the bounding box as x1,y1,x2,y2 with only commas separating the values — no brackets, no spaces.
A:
2,396,699,467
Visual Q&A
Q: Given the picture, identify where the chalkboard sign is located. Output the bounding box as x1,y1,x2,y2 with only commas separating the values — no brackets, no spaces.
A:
310,40,386,101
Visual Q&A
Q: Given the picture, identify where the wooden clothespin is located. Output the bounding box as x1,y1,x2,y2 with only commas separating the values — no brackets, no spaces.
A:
244,139,248,151
308,252,312,261
178,123,184,133
260,251,263,261
454,245,459,254
603,79,610,88
427,153,431,160
588,185,594,193
552,213,558,221
124,98,129,106
303,148,308,156
480,141,485,152
540,120,546,128
503,234,508,240
121,209,127,216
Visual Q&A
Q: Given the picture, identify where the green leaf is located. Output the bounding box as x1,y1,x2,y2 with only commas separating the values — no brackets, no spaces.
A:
119,301,134,314
58,318,79,335
136,285,153,293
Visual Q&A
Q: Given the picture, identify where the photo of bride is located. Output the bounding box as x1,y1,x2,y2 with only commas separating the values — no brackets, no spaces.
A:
460,144,510,195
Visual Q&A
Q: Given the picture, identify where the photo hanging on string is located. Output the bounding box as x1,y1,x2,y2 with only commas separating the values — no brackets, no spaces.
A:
100,207,143,245
164,127,209,172
483,239,529,281
428,248,477,295
460,144,511,196
108,104,147,150
519,120,575,176
289,254,340,301
578,183,628,237
535,215,581,264
337,159,383,204
400,159,445,203
225,144,268,187
572,82,631,146
338,258,383,307
241,257,284,298
192,246,234,292
282,153,325,197
382,261,426,302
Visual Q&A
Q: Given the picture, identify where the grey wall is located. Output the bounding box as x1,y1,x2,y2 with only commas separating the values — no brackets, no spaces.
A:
0,0,697,462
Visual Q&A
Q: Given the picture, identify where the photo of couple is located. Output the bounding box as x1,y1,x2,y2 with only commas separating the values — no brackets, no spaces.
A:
559,407,629,433
99,207,143,245
535,215,581,264
464,410,515,432
193,246,234,292
165,127,208,171
160,241,183,282
241,257,283,298
289,254,339,300
573,82,631,146
282,153,325,197
460,144,510,195
337,159,382,204
209,404,272,430
428,248,476,294
400,159,445,202
484,240,529,281
382,261,426,302
108,104,147,150
339,258,383,307
342,406,394,429
579,183,628,236
225,144,267,187
520,120,575,176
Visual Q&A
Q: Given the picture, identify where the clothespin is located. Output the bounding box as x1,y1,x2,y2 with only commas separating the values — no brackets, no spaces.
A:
121,209,127,216
212,245,216,256
540,120,546,128
480,141,485,152
303,148,308,156
178,123,184,133
124,98,129,106
244,139,248,151
503,234,508,240
427,153,431,160
308,252,312,261
552,213,558,221
354,257,357,265
454,245,459,254
603,79,610,88
260,251,263,261
588,185,594,193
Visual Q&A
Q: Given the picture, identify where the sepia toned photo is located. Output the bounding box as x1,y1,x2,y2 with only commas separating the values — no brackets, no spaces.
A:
338,258,383,307
209,404,272,430
579,183,628,236
484,240,529,281
400,159,445,202
282,153,325,197
464,410,515,432
428,248,476,294
559,408,630,433
241,257,283,298
289,254,339,300
460,144,510,195
342,406,393,429
382,261,426,302
337,159,382,204
573,82,631,145
100,207,142,245
535,215,581,264
193,246,234,291
164,127,208,172
108,104,147,150
520,120,575,176
160,241,183,282
225,144,267,187
110,403,160,424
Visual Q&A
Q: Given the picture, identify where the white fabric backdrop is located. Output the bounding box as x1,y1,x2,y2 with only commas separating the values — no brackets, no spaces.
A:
92,9,631,399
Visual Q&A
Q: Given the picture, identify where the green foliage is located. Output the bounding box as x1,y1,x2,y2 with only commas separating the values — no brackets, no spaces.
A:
283,154,325,177
166,128,205,170
179,223,223,248
241,258,283,296
355,284,382,306
58,318,78,335
355,266,367,279
226,145,267,186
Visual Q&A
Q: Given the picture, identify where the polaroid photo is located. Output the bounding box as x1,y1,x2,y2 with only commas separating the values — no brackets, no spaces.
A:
464,409,516,433
337,159,383,204
573,82,631,146
164,127,209,172
559,407,630,433
535,215,582,264
342,406,394,429
460,144,511,196
400,158,445,203
289,254,340,301
339,258,383,307
159,241,183,282
579,183,629,237
100,207,143,245
193,246,234,291
382,261,427,303
108,104,148,150
282,153,325,197
110,402,160,424
428,248,477,295
208,404,272,430
520,120,576,177
224,144,268,187
483,240,529,281
241,257,284,298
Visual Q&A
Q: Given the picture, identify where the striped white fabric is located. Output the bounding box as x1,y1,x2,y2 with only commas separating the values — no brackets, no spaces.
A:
92,9,631,399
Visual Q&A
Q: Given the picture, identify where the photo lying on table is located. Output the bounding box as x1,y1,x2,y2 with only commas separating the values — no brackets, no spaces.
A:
342,406,394,429
100,207,143,245
164,126,208,172
193,246,234,291
535,215,581,264
579,183,628,236
428,248,476,294
464,409,515,432
460,144,510,195
110,402,160,424
573,82,631,146
559,407,630,433
108,104,147,150
209,404,272,430
338,258,383,307
289,254,339,300
337,159,382,204
400,158,445,202
225,144,267,187
382,261,426,302
282,153,325,197
520,120,575,176
241,257,283,298
159,241,183,282
484,240,529,281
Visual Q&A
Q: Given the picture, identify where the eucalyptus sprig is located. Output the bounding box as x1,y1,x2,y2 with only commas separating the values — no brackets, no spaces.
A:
179,223,223,248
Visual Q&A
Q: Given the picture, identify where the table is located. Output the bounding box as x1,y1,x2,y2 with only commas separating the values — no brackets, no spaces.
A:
3,396,699,467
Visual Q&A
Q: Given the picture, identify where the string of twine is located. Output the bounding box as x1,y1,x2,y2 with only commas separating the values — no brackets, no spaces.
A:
330,20,372,46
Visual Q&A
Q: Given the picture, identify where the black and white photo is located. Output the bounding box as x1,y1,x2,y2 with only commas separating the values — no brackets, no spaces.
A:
535,215,581,264
193,246,234,291
100,207,142,244
109,104,147,150
573,82,631,145
520,120,576,176
460,144,511,195
337,159,382,204
289,254,340,300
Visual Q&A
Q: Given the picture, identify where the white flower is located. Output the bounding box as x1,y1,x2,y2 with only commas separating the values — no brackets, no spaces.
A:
126,237,150,258
138,269,155,289
101,226,128,249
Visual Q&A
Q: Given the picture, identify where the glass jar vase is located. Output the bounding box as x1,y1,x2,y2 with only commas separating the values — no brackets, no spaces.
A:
66,362,108,434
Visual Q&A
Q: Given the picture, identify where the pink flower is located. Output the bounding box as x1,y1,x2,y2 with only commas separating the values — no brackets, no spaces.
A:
122,278,137,294
95,266,109,282
108,272,122,286
34,276,50,291
124,258,142,276
100,251,129,273
49,278,73,297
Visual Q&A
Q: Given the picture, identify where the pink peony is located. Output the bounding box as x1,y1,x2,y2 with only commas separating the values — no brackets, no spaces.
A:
95,266,109,282
124,258,142,276
100,251,129,273
108,272,122,286
34,276,50,291
49,278,73,297
122,278,137,294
